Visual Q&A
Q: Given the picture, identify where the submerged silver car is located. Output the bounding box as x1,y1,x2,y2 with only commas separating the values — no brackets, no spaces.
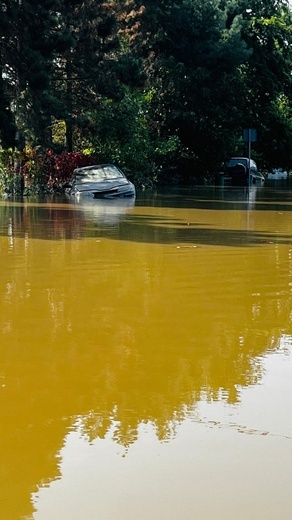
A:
66,164,136,198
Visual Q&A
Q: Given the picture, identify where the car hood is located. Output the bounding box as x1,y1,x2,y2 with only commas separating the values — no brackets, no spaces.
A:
75,178,131,192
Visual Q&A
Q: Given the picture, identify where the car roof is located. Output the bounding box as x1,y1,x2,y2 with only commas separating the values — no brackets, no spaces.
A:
227,157,257,165
229,157,248,161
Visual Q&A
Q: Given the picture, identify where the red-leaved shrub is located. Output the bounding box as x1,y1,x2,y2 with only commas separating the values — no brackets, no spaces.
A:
43,150,97,186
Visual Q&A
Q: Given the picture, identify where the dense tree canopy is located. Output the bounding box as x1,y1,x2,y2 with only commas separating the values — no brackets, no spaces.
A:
0,0,291,183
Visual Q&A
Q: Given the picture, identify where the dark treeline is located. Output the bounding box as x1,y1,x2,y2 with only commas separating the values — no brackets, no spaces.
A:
0,0,291,185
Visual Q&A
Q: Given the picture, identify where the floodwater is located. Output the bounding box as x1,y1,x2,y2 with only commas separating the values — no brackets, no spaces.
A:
0,183,291,520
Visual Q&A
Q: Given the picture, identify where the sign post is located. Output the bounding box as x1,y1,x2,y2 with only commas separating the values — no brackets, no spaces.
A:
243,128,257,186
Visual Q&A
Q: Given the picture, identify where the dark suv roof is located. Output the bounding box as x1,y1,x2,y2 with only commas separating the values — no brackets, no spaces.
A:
226,157,257,170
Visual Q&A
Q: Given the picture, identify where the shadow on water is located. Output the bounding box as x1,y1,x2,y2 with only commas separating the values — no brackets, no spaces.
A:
0,185,292,247
136,184,292,211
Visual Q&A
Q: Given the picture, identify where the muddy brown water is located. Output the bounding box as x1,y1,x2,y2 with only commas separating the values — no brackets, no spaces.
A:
0,184,291,519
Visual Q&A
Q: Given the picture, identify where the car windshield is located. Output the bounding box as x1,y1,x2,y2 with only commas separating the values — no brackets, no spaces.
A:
227,159,257,169
75,166,124,183
227,159,247,168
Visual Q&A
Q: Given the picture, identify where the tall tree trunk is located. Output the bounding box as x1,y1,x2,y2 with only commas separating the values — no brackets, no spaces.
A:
65,52,73,152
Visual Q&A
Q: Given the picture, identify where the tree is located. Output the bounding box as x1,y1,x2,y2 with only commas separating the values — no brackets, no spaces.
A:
49,0,122,152
1,0,291,179
129,0,252,176
0,0,122,151
238,0,292,167
0,0,71,149
0,0,18,147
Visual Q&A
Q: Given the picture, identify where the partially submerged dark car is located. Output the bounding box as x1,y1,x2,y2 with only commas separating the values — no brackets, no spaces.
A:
224,157,265,186
65,164,136,199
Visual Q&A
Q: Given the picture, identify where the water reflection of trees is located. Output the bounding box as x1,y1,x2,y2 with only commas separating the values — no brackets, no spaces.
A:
1,189,292,246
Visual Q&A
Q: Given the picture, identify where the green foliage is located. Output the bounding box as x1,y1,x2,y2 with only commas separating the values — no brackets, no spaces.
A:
131,0,254,172
0,0,291,183
0,169,23,196
51,0,122,152
0,149,24,195
83,89,181,186
259,94,292,168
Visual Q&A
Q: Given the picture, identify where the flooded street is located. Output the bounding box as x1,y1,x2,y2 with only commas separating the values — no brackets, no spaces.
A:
0,184,292,520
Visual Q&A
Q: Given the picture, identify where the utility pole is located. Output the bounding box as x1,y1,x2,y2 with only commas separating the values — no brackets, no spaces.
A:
243,128,257,186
